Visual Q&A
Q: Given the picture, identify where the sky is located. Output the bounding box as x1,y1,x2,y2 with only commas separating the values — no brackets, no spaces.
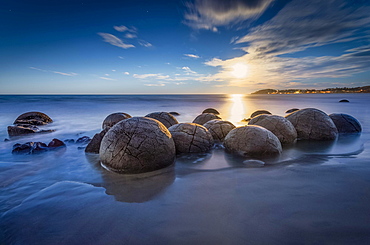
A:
1,0,370,94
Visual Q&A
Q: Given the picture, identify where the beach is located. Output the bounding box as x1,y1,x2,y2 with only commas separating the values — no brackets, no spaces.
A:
1,94,370,244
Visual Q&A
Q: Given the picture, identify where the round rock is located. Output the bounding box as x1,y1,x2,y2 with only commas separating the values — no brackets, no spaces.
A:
224,125,282,157
203,119,235,143
329,113,362,134
202,108,220,115
145,112,178,128
250,110,272,118
192,113,221,125
285,108,338,140
285,108,299,114
168,123,214,154
14,111,53,125
102,112,131,129
100,117,175,174
248,115,297,144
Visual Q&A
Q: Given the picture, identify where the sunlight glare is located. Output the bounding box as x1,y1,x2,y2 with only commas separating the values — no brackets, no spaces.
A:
228,94,245,126
230,63,248,78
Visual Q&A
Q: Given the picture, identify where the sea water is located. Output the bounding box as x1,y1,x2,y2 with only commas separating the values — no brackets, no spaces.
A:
0,94,370,244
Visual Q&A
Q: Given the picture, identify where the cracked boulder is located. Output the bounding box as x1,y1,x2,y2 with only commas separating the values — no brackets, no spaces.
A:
102,112,132,130
192,113,221,125
329,113,362,134
100,117,175,174
203,119,235,143
168,123,214,154
286,108,338,140
248,115,297,144
224,125,282,157
145,112,178,128
14,111,53,125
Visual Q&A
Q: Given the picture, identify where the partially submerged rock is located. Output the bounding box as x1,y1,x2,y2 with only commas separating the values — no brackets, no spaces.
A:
48,138,66,148
7,125,55,137
100,117,175,174
329,113,362,134
285,108,299,114
224,125,282,157
102,112,131,130
8,111,54,137
12,138,65,154
85,128,109,154
145,112,178,128
339,99,349,103
203,119,235,143
168,123,214,154
286,108,338,140
202,108,220,115
250,110,272,118
248,115,297,144
192,113,221,125
76,136,91,144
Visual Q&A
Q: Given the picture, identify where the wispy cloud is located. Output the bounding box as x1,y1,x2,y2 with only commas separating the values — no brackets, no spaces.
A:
184,0,274,31
113,25,137,33
184,54,200,58
133,73,169,79
125,33,137,39
138,40,153,47
98,32,135,49
182,66,197,74
30,67,78,76
144,83,166,87
99,76,116,81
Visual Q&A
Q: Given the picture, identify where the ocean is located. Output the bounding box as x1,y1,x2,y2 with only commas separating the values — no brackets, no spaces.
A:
1,94,370,244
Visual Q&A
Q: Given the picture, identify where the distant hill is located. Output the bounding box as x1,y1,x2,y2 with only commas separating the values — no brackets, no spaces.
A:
251,86,370,94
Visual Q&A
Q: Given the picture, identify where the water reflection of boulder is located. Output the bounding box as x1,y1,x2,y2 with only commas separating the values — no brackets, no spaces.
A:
295,140,335,154
100,166,175,203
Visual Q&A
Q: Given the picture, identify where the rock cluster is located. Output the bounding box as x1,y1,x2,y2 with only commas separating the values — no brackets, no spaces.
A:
203,119,235,143
12,138,65,154
145,112,178,128
8,112,54,137
100,117,176,174
169,123,214,153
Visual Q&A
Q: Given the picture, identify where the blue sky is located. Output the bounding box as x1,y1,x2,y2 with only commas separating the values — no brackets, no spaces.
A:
1,0,370,94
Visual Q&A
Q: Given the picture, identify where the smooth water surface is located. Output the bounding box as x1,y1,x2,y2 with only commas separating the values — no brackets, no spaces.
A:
1,94,370,244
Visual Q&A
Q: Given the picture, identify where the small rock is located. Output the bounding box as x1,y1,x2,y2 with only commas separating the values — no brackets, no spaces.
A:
48,138,66,148
285,108,299,114
4,138,10,142
169,112,180,116
202,108,220,115
242,159,265,167
250,110,272,118
85,128,109,154
76,136,91,144
7,125,38,137
64,139,75,143
339,99,349,103
12,142,48,154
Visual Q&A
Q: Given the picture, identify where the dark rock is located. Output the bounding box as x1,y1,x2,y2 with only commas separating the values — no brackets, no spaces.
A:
339,99,349,103
48,138,66,148
102,112,132,130
192,113,221,125
77,146,86,150
76,136,91,144
224,125,282,157
100,117,176,174
250,110,272,118
169,112,180,116
203,119,235,143
329,113,362,134
145,112,178,128
85,128,109,154
4,138,10,142
285,108,338,140
248,115,297,144
202,108,220,115
7,125,38,136
285,108,299,114
168,123,214,154
12,142,48,154
64,139,75,143
14,111,53,125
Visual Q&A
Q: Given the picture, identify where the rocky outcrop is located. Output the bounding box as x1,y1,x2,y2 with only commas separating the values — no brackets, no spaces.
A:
145,112,178,128
286,108,338,140
203,119,235,143
100,117,175,174
168,123,214,154
224,125,282,157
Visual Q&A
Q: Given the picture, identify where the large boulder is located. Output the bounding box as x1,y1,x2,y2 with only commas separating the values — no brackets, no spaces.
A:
168,123,214,154
286,108,338,140
100,117,175,174
248,115,297,144
145,112,178,128
203,119,235,143
14,111,53,125
85,128,109,154
329,113,362,134
224,125,282,157
102,112,131,130
192,113,221,125
202,108,220,115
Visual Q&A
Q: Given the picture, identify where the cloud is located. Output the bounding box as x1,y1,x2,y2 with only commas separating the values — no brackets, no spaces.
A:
113,25,137,33
138,40,153,47
99,77,116,81
199,0,370,90
182,66,197,74
98,33,135,49
144,83,166,87
30,67,78,76
125,33,137,39
133,73,169,79
184,54,200,58
124,72,130,75
184,0,274,31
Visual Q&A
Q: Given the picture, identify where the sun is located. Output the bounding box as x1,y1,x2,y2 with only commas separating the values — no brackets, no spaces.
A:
230,63,248,78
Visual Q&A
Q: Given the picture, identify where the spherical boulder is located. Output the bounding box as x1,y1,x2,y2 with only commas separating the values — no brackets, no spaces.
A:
145,112,178,128
192,113,221,125
250,110,271,118
285,108,299,114
202,108,220,115
248,115,297,144
224,125,282,157
203,119,235,143
285,108,338,140
102,112,131,129
329,113,362,134
100,117,175,174
168,123,214,154
14,111,53,125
